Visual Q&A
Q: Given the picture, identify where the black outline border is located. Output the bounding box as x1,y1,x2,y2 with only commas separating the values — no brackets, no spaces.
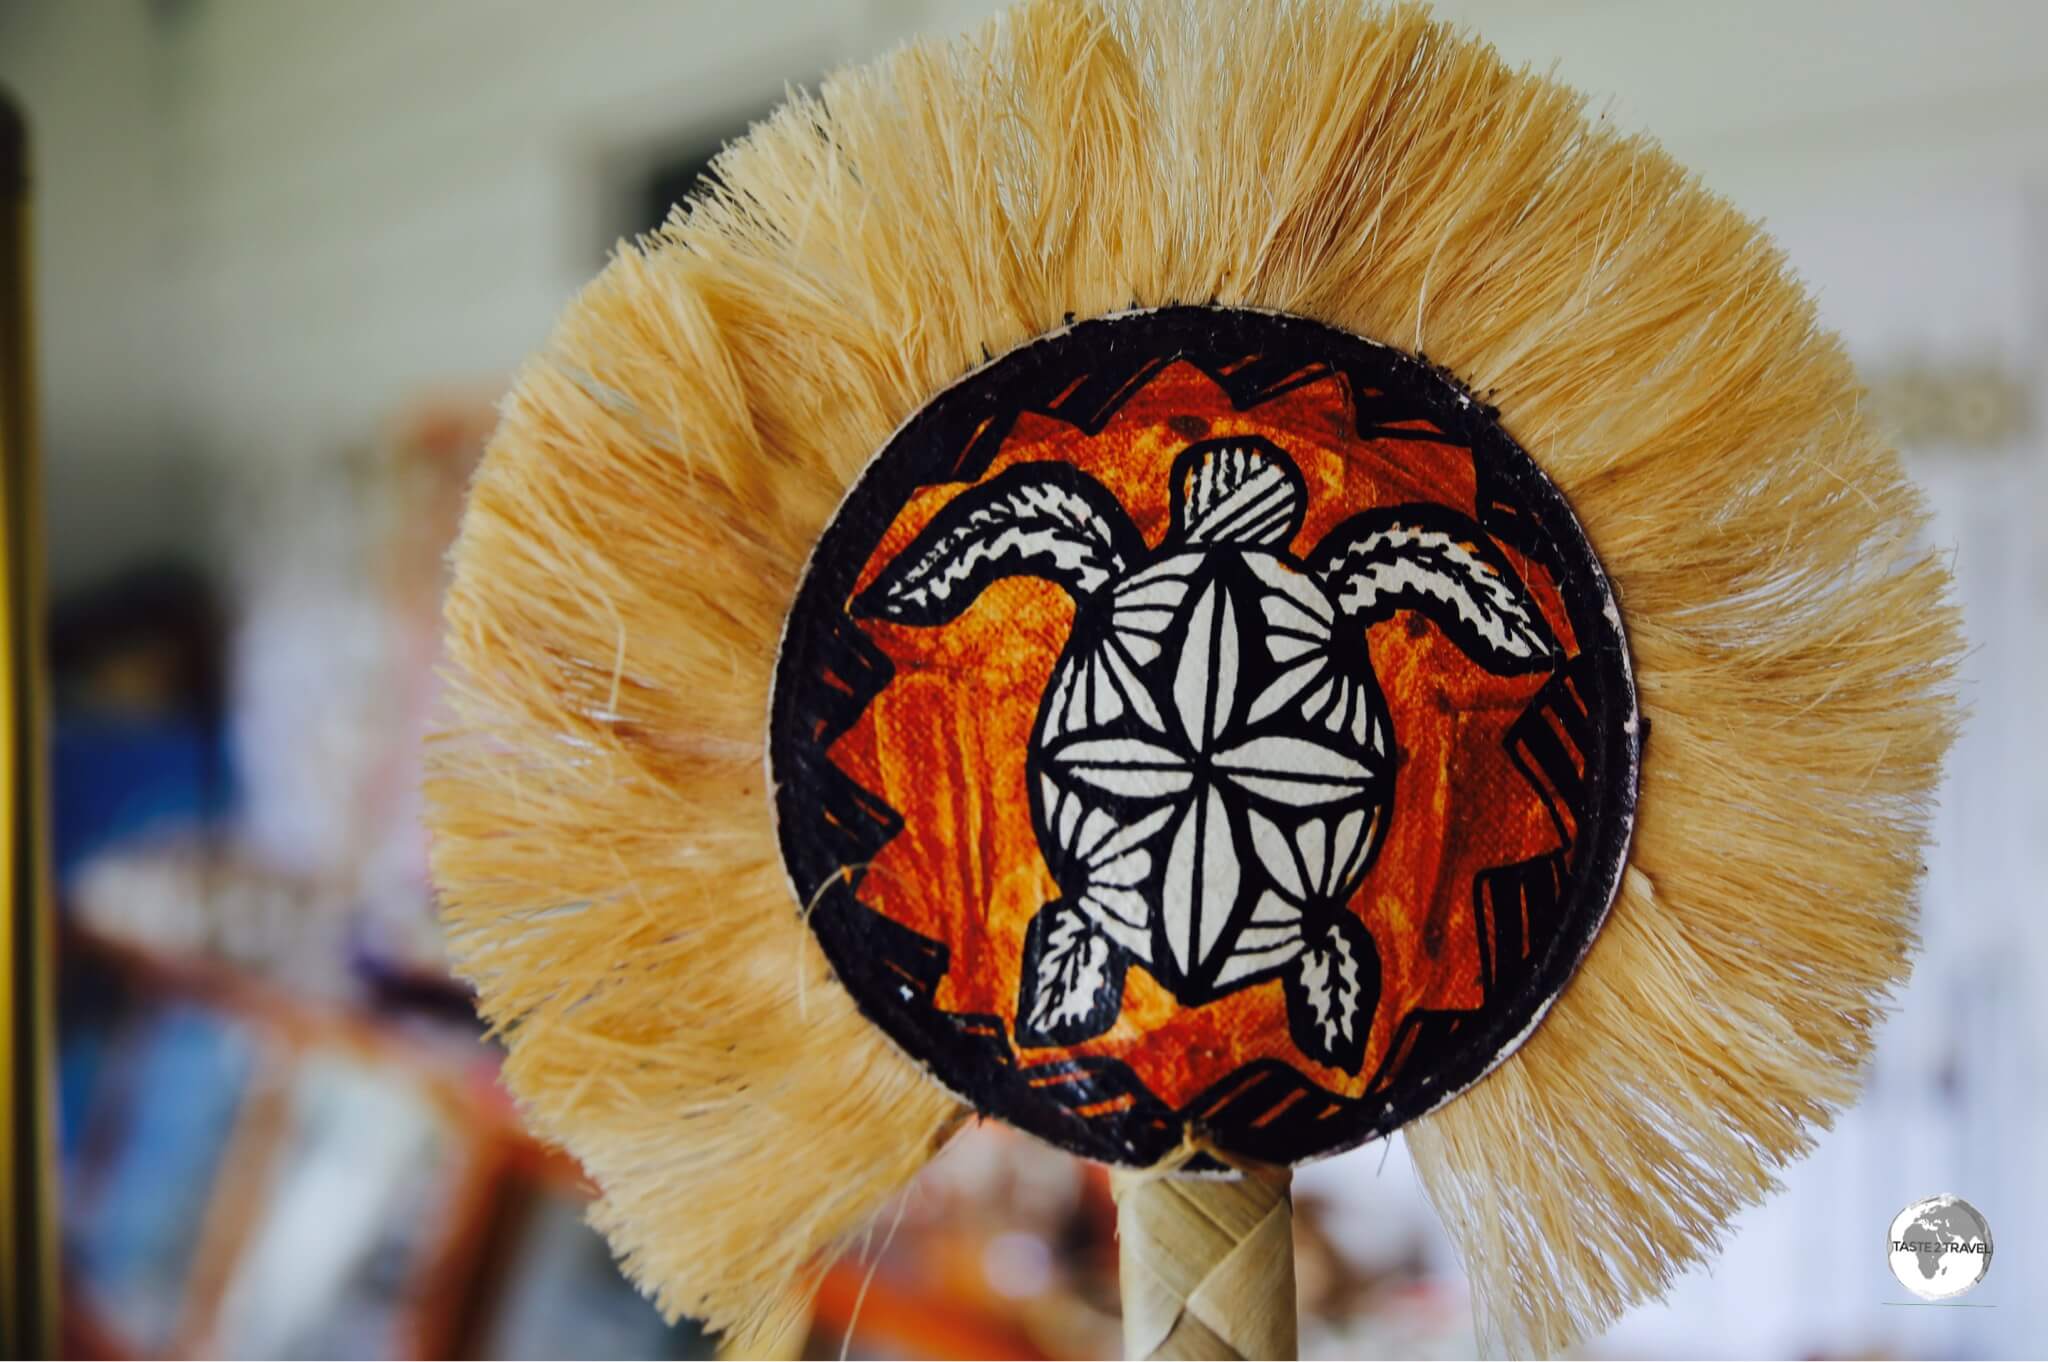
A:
767,306,1640,1168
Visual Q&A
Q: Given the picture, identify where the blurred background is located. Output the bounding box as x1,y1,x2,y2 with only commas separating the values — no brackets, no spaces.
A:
2,1,2043,1357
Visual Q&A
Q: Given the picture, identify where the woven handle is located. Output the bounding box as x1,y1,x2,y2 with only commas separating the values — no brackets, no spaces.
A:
1110,1168,1296,1360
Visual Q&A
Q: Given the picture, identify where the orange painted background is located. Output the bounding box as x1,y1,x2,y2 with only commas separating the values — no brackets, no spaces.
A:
828,361,1578,1104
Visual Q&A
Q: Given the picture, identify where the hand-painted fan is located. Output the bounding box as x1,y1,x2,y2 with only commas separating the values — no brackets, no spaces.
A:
428,3,1961,1354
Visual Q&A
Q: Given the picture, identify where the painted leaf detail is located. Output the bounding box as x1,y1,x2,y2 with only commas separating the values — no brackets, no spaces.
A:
1311,505,1554,672
853,462,1144,624
1284,914,1380,1074
1016,900,1126,1047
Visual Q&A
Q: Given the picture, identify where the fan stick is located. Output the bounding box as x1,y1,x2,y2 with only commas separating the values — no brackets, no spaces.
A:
1111,1168,1296,1360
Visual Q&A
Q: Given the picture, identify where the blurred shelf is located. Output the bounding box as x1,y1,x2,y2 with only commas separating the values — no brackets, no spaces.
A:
61,922,572,1176
56,923,1088,1360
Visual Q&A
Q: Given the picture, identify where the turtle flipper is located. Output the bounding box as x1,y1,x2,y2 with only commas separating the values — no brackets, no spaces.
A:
1309,505,1554,673
1282,913,1380,1074
852,463,1144,625
1015,899,1127,1047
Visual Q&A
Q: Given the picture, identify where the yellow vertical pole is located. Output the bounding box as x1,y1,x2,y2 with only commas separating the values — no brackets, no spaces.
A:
1,85,58,1360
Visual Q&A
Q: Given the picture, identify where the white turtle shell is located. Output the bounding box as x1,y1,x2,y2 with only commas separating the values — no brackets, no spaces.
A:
1033,544,1394,1001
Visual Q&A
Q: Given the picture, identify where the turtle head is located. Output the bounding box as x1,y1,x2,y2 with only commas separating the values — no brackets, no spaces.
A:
1167,437,1308,550
852,462,1145,626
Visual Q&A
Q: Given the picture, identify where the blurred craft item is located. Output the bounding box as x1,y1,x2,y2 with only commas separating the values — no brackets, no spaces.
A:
68,837,355,990
374,395,497,611
1290,1189,1469,1359
219,392,493,990
349,393,495,984
48,390,511,1355
47,564,231,885
1865,356,2035,450
845,1123,1120,1359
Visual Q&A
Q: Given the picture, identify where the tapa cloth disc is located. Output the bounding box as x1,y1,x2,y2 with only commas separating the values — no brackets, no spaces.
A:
770,307,1638,1167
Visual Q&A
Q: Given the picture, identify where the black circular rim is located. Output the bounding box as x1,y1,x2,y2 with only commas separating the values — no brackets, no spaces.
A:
767,306,1639,1168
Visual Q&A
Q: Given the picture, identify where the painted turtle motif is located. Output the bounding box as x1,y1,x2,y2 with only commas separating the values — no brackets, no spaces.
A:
855,437,1554,1072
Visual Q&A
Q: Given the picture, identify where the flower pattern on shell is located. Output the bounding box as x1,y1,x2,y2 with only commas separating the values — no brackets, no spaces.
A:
1037,548,1391,992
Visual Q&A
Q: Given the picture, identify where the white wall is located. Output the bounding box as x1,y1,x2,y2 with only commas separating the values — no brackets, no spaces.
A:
0,0,1012,588
1,0,196,587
